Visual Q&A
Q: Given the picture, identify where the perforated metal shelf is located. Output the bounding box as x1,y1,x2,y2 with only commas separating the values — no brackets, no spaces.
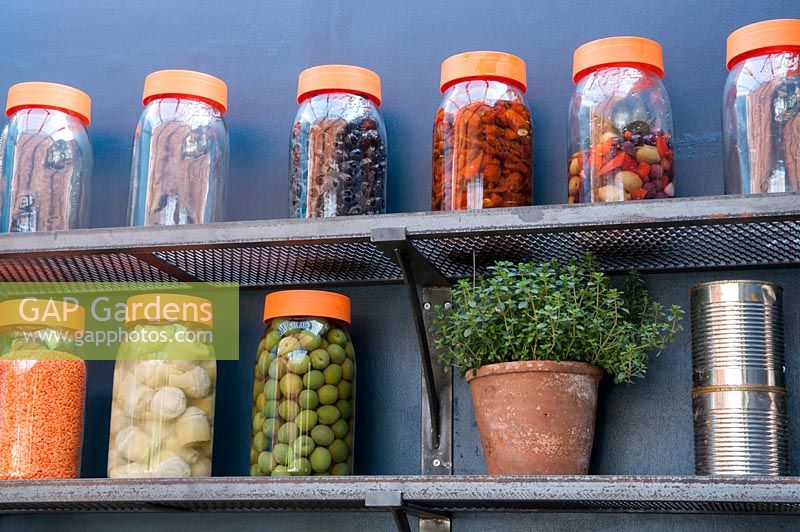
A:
0,193,798,287
1,476,799,515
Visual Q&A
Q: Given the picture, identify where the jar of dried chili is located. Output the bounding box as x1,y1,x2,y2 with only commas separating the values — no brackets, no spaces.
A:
432,51,533,211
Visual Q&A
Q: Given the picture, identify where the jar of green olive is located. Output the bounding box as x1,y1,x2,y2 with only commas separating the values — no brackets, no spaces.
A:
251,290,355,477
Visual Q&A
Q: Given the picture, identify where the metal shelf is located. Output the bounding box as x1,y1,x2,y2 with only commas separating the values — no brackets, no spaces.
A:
1,476,799,515
1,193,799,287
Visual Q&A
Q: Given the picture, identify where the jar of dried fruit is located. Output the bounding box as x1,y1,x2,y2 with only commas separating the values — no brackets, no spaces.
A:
0,299,86,479
568,37,675,203
0,82,92,232
723,19,800,194
432,51,533,210
128,70,229,226
290,65,387,218
108,294,216,478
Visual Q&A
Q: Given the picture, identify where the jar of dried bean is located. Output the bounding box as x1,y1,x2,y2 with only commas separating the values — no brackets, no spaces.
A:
290,65,387,217
0,82,92,232
723,19,800,194
108,294,216,478
432,51,533,210
250,290,355,476
128,70,229,226
0,299,86,479
568,37,675,203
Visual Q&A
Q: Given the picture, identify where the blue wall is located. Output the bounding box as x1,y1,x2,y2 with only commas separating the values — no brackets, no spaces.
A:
1,0,799,530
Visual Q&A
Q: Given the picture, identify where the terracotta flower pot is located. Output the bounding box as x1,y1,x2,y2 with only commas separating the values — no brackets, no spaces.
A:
466,360,603,475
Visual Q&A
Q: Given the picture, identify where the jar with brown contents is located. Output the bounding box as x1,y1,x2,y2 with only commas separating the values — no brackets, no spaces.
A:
432,51,533,211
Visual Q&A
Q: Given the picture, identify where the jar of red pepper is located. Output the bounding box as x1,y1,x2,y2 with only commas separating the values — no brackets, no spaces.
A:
568,37,675,203
432,51,533,210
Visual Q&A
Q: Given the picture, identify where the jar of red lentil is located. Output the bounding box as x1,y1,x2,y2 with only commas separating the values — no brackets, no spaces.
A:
108,294,216,478
432,51,533,210
723,19,800,194
250,290,355,477
568,37,675,203
0,299,86,479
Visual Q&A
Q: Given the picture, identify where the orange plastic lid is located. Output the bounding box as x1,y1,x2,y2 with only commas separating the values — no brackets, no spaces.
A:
263,290,351,325
126,294,213,328
440,51,527,92
573,36,664,83
297,65,382,106
726,19,800,70
143,70,228,114
0,299,85,333
6,82,91,125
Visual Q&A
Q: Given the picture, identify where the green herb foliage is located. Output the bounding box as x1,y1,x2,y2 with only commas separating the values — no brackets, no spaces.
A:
433,256,683,384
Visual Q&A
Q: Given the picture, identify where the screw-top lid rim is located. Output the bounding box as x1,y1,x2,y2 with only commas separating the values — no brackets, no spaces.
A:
143,70,228,113
726,19,800,70
297,65,382,106
263,290,351,325
440,51,527,92
573,36,664,83
6,82,92,125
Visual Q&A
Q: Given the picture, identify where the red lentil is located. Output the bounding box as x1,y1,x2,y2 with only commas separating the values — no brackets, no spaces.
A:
0,352,86,479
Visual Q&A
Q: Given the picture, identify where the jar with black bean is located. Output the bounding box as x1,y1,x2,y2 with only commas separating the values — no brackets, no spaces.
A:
290,65,387,218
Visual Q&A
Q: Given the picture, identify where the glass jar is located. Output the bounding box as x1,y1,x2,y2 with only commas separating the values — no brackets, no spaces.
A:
0,299,86,479
108,294,216,478
568,37,675,203
0,82,92,232
290,65,387,218
250,290,355,476
128,70,229,226
432,51,533,210
723,19,800,194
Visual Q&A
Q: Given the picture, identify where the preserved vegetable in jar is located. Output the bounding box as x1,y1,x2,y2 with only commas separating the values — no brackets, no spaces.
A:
250,290,355,476
723,19,800,194
432,51,533,210
128,70,229,226
0,299,86,479
568,37,675,203
0,82,92,232
108,294,216,478
290,65,387,218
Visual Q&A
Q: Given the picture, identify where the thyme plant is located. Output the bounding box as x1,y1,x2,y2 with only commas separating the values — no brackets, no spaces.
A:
433,256,683,384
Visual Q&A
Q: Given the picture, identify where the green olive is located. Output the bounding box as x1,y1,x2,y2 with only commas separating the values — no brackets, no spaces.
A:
292,435,315,457
262,400,280,418
278,336,301,356
311,424,335,446
271,465,292,476
344,341,355,358
324,364,343,385
286,353,311,375
303,370,324,390
253,431,268,453
331,463,350,476
317,384,339,405
265,330,282,352
341,358,354,381
309,447,332,473
250,446,258,465
327,344,346,364
263,379,281,400
317,405,341,426
255,392,266,412
336,400,351,420
327,329,348,347
263,417,281,438
273,443,290,465
268,358,287,380
344,431,353,451
257,351,269,376
279,399,301,421
310,349,330,370
328,439,349,463
250,463,262,476
299,331,322,351
296,409,319,431
252,412,266,432
258,451,275,474
298,389,319,410
288,457,312,476
331,418,349,439
337,380,352,400
320,338,330,349
279,373,303,398
278,421,300,443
